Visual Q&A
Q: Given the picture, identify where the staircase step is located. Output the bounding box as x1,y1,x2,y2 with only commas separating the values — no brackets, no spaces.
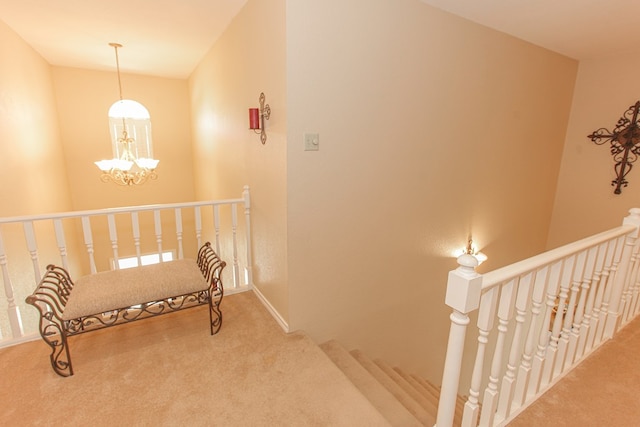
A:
412,379,465,427
351,349,436,426
411,374,465,414
393,367,439,408
409,374,440,401
376,360,439,416
411,375,466,426
320,340,422,427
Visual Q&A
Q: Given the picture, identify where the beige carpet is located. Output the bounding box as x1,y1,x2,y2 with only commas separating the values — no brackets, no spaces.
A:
0,291,389,427
508,314,640,426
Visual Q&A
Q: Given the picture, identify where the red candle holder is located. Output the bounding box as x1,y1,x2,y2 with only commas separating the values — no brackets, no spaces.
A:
248,92,271,144
249,108,260,130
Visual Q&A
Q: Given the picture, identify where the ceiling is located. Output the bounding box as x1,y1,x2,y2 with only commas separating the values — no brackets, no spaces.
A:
420,0,640,61
0,0,248,79
1,0,638,79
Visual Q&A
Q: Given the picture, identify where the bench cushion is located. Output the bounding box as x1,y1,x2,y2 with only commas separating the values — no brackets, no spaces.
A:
62,260,208,321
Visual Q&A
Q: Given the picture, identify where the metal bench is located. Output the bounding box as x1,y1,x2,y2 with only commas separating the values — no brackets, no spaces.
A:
25,242,225,377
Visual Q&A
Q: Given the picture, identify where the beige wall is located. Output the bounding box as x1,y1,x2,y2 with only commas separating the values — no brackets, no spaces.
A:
548,55,640,248
0,21,76,335
50,67,197,273
286,0,577,380
0,21,72,217
189,0,288,320
2,0,585,384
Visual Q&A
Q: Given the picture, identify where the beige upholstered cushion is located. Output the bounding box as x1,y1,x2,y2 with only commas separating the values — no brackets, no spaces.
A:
62,260,208,320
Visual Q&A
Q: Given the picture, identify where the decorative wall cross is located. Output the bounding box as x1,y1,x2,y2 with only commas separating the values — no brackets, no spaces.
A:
588,101,640,194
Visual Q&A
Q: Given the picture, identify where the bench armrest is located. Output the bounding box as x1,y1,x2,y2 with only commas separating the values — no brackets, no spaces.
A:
25,265,75,377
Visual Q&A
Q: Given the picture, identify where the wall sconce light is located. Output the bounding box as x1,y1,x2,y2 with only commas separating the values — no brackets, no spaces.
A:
588,100,640,194
454,237,487,265
249,92,271,144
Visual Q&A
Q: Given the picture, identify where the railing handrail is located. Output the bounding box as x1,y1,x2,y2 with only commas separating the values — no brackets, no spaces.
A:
482,224,636,289
0,186,253,346
436,208,640,427
0,197,245,224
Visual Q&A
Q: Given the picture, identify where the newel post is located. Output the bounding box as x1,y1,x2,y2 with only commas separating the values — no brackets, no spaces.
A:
436,254,483,427
242,185,254,287
604,208,640,338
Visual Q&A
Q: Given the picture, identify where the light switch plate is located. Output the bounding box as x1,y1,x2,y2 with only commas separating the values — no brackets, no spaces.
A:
304,133,320,151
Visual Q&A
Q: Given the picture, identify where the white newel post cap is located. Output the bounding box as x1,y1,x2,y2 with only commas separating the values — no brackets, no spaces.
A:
446,254,483,313
623,208,640,237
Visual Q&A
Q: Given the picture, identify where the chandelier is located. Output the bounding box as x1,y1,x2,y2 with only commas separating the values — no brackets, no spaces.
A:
95,43,159,186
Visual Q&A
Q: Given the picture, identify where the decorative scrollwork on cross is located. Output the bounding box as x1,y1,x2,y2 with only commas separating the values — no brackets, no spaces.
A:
588,101,640,194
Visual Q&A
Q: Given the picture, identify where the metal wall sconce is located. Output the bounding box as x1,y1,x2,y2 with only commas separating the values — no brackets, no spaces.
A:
588,101,640,194
454,237,487,265
249,92,271,144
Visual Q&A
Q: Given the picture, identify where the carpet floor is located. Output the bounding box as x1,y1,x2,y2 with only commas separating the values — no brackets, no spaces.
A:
508,314,640,426
0,291,389,427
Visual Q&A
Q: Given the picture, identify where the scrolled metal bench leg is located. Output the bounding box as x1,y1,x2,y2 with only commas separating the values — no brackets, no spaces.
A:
41,314,73,377
26,292,74,377
208,286,223,335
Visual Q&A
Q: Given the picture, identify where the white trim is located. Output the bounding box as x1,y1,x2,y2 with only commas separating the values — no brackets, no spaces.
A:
0,333,39,349
252,284,289,333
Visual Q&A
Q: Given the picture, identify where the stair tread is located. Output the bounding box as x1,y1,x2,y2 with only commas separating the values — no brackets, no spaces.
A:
376,360,439,415
320,340,423,427
411,375,465,414
320,341,469,427
410,374,466,426
393,367,439,407
351,349,436,426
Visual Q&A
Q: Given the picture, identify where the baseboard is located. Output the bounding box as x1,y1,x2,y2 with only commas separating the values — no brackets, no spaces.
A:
252,284,289,333
0,332,39,349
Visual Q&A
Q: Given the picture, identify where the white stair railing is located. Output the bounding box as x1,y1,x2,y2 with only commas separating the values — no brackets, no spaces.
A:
436,208,640,427
0,186,252,347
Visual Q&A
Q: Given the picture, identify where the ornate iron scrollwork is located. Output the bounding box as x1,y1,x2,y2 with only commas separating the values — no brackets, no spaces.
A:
25,242,226,377
588,101,640,194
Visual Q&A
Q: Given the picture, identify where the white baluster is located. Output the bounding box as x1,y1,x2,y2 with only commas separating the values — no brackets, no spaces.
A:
539,260,562,389
437,254,482,427
154,209,163,261
0,230,23,339
631,245,640,318
175,208,184,259
621,240,640,323
497,273,533,420
81,216,97,274
527,266,552,397
195,207,202,249
561,252,585,371
243,185,253,286
479,279,517,427
107,214,119,269
592,238,619,346
613,209,640,330
231,203,239,289
53,219,69,271
514,267,549,406
575,245,600,360
131,212,141,265
213,204,221,256
601,234,628,338
545,257,573,382
461,286,499,427
23,221,42,282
